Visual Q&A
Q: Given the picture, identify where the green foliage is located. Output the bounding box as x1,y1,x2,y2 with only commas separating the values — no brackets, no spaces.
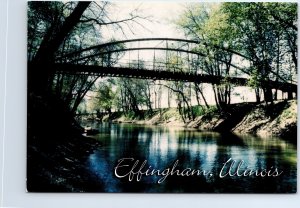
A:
27,1,65,60
247,67,261,88
177,3,234,48
280,102,297,121
124,111,137,120
91,81,116,113
191,105,219,117
77,100,87,114
281,108,294,120
205,106,219,115
191,106,205,117
175,3,236,108
222,2,297,81
161,108,181,121
176,2,297,105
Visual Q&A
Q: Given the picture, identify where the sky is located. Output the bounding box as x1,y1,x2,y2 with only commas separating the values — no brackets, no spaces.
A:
101,1,187,40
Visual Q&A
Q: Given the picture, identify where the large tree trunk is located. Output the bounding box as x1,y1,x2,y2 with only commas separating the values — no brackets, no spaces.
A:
34,2,90,64
30,2,90,95
255,88,261,103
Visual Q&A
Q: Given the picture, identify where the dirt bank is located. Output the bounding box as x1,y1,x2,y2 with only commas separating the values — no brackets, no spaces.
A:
233,100,297,138
99,100,297,139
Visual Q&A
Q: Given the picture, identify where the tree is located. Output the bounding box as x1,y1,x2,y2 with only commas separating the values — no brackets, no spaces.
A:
27,1,151,143
29,2,91,95
28,1,148,116
91,81,116,115
222,2,297,102
176,2,297,105
176,3,234,109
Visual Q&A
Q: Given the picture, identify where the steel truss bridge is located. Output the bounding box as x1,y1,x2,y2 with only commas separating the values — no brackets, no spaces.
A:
38,38,296,93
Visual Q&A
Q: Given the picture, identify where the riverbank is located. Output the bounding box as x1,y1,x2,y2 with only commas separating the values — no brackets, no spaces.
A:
27,135,103,192
27,94,103,192
93,99,297,140
27,96,296,191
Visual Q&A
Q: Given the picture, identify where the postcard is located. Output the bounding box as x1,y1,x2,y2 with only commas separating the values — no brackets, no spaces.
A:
27,1,297,193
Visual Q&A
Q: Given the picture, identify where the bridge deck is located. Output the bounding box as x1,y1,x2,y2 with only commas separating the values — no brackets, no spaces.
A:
31,63,297,93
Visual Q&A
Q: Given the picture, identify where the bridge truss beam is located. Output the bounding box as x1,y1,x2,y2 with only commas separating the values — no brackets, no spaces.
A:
40,63,297,93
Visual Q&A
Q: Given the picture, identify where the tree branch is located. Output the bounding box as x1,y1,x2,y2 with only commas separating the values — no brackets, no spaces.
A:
79,15,142,26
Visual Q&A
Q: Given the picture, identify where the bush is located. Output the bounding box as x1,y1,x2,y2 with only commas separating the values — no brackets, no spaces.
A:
125,111,137,120
161,108,181,121
191,105,218,117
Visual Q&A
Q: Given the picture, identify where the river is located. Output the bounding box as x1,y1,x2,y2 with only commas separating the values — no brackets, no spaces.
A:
82,122,296,193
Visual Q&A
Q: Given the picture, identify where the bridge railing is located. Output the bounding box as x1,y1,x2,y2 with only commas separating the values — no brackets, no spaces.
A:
101,58,204,75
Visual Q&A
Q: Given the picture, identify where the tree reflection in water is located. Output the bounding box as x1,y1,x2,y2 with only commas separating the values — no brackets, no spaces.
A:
86,122,296,193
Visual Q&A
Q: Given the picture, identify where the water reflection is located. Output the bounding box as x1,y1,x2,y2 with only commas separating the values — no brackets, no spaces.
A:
85,122,296,193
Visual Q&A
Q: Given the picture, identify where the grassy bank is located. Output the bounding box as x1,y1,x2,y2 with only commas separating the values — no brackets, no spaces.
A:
90,99,297,139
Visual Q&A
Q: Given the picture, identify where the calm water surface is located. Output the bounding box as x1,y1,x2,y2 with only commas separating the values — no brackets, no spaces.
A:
83,122,296,193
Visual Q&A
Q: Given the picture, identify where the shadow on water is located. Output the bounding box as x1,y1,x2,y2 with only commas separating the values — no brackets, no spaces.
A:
85,122,296,193
217,132,246,146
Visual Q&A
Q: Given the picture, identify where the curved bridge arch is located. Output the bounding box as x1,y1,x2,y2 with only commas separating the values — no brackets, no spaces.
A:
51,38,297,93
59,37,249,60
59,38,244,71
69,46,243,71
